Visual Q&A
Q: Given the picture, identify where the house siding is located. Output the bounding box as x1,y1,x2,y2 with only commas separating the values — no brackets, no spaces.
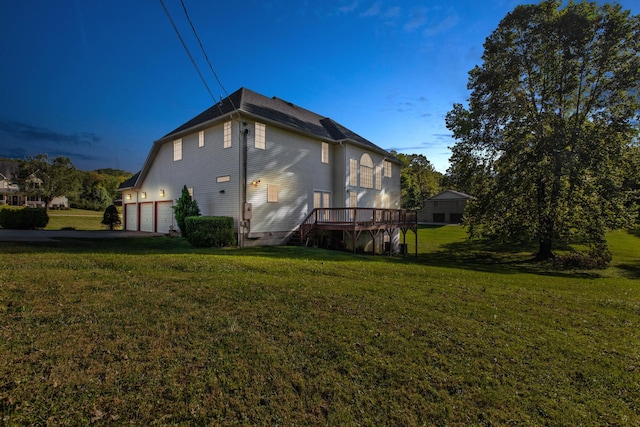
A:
246,122,333,235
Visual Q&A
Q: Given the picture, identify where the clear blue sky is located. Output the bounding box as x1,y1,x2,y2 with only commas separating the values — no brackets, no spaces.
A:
1,1,637,173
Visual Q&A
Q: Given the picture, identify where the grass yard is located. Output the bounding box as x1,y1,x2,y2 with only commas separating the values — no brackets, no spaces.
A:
1,226,639,425
45,208,107,231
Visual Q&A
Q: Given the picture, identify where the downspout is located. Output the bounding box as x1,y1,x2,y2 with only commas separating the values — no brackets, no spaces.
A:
239,122,249,248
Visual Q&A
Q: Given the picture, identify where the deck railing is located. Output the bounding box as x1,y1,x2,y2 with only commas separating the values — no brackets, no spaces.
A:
300,208,417,240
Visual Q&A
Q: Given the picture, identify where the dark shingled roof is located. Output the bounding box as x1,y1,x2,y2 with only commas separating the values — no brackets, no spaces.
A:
161,88,391,155
117,171,140,190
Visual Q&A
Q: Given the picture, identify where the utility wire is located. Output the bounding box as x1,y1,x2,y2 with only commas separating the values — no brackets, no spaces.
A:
158,0,216,103
179,0,235,111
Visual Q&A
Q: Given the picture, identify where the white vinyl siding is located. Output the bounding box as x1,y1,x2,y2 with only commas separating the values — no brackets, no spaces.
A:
224,121,231,148
255,122,266,149
349,158,358,187
173,139,182,161
198,131,204,147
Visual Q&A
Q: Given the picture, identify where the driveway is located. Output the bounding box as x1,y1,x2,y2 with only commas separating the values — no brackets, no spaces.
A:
0,229,162,242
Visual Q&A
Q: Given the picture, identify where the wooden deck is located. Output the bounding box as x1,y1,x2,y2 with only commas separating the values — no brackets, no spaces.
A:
299,208,418,255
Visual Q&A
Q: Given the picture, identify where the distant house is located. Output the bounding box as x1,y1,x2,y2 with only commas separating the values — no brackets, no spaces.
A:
0,160,68,208
119,87,417,251
418,189,473,224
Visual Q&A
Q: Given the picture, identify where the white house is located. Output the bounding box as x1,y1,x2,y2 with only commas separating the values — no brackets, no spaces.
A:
119,88,414,251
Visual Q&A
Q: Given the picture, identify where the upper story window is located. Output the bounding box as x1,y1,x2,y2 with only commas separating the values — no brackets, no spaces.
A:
384,160,392,177
216,175,230,183
173,139,182,161
321,142,329,163
360,153,373,189
198,131,205,147
255,122,266,149
349,158,358,187
224,121,232,148
375,164,382,190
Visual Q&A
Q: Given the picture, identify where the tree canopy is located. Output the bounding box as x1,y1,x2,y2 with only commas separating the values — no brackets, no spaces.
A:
393,152,443,209
446,0,639,262
16,154,80,209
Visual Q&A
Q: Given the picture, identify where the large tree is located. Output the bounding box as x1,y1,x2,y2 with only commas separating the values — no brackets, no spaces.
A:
446,0,639,261
17,154,80,209
393,152,443,209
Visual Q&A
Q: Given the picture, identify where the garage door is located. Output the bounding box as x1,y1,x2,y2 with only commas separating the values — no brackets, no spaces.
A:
156,201,174,234
140,203,153,232
125,204,138,231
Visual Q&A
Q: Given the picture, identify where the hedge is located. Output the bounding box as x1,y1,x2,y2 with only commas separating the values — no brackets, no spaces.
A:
0,206,49,229
184,216,235,247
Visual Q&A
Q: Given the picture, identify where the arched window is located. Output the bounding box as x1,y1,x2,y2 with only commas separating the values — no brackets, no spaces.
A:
360,153,373,188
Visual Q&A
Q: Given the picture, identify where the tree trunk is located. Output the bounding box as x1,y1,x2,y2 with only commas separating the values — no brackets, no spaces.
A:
535,238,555,261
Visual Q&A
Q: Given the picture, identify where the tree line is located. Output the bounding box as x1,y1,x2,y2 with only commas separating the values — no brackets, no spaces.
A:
8,154,133,211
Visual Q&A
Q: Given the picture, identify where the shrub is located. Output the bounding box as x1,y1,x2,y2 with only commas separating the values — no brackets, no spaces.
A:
0,206,49,229
174,185,200,237
101,204,122,230
184,216,235,247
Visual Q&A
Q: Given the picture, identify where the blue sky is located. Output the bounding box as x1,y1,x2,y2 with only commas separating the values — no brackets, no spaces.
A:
1,1,638,173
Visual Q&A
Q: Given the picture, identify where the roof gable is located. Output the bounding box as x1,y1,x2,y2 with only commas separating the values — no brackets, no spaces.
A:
429,189,473,200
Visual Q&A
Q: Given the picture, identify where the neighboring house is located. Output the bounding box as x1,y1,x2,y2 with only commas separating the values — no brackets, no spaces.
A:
418,189,473,224
0,160,69,208
119,87,415,251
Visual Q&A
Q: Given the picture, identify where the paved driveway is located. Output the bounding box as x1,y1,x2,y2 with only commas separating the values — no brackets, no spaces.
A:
0,229,161,242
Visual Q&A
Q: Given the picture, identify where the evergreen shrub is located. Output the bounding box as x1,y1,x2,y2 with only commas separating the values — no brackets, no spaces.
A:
184,216,235,247
0,206,49,229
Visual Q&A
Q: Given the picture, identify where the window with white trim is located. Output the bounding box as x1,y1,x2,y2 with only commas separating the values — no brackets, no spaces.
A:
349,158,358,187
216,175,230,183
224,121,232,148
188,187,194,197
321,142,329,163
375,164,382,190
360,153,373,189
384,160,392,177
255,122,266,149
267,184,279,202
173,139,182,161
198,130,205,147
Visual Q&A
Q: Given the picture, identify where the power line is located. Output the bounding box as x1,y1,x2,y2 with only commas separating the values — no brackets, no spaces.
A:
179,0,235,109
158,0,216,103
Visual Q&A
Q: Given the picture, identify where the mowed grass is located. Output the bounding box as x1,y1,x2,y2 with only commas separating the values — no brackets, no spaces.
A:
44,209,106,231
1,227,639,425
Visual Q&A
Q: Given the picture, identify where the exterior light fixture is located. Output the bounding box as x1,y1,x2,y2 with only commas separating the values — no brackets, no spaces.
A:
141,192,146,199
251,179,261,186
126,194,131,200
160,189,165,197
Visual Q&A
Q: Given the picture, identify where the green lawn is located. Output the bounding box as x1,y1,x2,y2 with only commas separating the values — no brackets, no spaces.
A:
45,208,113,231
1,227,638,425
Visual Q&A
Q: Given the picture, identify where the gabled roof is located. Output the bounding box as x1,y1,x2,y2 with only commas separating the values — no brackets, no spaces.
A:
127,88,398,189
428,189,473,201
162,87,390,155
0,160,19,181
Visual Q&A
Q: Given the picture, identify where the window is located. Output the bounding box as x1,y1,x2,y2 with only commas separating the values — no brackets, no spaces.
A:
375,194,382,208
224,121,232,148
384,160,392,177
198,130,205,147
349,158,358,187
349,191,357,207
360,153,373,189
255,122,266,149
173,139,182,161
321,142,329,163
375,165,382,190
188,187,194,198
216,175,230,183
267,184,279,202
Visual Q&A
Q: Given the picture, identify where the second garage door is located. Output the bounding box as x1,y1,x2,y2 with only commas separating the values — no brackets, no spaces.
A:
140,203,153,232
